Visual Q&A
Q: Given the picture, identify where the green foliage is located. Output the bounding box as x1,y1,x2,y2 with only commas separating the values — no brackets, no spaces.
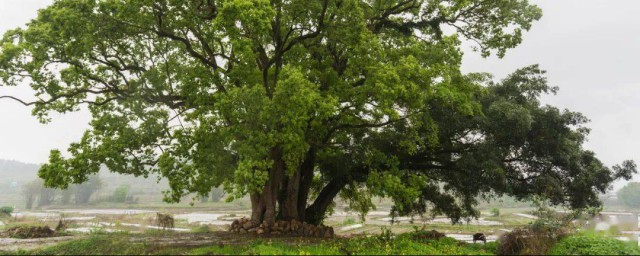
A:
490,208,500,217
191,225,211,233
549,232,640,255
34,235,149,255
0,206,13,216
617,182,640,208
341,217,357,226
108,185,130,203
528,198,576,237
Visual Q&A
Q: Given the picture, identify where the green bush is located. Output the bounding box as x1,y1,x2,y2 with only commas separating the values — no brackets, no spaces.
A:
550,232,640,255
108,185,130,203
490,208,500,217
0,206,13,216
341,217,357,226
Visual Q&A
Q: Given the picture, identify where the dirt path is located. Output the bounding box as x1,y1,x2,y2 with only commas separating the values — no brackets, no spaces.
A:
0,236,77,251
0,231,331,253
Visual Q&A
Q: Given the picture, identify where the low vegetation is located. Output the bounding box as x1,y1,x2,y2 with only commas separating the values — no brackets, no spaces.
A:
1,221,638,255
0,206,13,217
549,232,640,255
3,231,497,255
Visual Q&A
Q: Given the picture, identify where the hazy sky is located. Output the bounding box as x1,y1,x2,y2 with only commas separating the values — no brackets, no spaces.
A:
1,1,638,185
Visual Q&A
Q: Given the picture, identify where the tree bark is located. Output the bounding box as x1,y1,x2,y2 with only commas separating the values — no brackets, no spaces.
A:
297,148,316,221
277,147,316,221
250,192,266,226
250,147,286,226
305,178,348,225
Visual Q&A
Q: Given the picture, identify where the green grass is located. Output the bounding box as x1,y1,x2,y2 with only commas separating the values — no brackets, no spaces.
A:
4,232,497,255
549,232,640,255
8,234,184,255
6,229,638,255
189,235,497,255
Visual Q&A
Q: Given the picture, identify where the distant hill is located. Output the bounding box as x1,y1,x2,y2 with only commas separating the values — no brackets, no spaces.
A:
0,158,170,201
0,159,40,183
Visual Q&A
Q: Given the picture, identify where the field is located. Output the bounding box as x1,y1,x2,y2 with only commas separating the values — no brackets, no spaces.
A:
1,201,639,255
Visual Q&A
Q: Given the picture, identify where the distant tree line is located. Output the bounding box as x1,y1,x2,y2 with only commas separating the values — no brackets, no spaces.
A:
618,182,640,209
22,175,102,209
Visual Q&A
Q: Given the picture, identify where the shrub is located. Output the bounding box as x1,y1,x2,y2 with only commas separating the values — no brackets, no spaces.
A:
108,185,129,203
4,225,56,239
491,208,500,217
0,206,13,216
549,232,640,255
408,227,446,242
498,228,555,255
341,218,357,226
192,225,211,233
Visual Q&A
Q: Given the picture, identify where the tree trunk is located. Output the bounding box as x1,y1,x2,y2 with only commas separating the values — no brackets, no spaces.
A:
250,192,266,226
305,178,348,225
25,194,34,210
277,148,316,222
250,147,286,226
277,173,300,220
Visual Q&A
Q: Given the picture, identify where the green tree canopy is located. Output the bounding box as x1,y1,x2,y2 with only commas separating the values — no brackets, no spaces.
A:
0,0,633,226
617,182,640,208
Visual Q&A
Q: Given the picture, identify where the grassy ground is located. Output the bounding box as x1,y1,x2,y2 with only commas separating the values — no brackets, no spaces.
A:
1,231,498,255
549,232,640,255
2,228,639,255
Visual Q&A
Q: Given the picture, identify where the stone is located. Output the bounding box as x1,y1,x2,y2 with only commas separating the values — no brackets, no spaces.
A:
324,227,335,238
257,228,265,235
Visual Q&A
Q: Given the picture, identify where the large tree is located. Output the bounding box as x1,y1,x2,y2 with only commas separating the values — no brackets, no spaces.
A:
0,0,633,227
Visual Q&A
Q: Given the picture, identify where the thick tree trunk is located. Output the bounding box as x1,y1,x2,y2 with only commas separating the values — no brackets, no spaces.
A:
297,148,316,221
305,178,348,225
278,173,300,220
277,148,316,221
250,192,266,226
250,147,286,226
250,147,351,227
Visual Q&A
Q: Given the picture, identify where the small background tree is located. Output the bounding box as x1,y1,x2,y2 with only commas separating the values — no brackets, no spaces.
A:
617,182,640,208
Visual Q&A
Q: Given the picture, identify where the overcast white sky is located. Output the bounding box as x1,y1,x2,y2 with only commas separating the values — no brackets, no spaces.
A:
0,1,638,185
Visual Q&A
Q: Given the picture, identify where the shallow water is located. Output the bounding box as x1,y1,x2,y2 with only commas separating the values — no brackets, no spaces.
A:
446,234,498,243
173,213,237,225
51,209,156,215
340,224,363,231
513,213,538,219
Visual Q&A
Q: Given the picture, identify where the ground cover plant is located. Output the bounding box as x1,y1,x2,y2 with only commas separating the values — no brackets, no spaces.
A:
3,230,499,255
7,230,639,255
549,232,640,255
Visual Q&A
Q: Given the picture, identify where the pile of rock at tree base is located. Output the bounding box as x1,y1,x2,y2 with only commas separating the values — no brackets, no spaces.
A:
229,218,335,238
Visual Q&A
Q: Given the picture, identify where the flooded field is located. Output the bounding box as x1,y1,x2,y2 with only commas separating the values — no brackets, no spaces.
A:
3,206,640,251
